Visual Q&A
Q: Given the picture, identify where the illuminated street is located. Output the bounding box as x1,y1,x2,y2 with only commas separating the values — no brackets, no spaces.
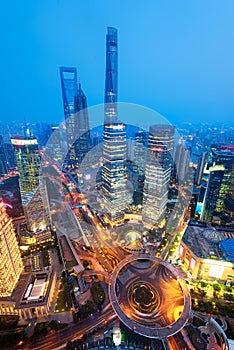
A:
0,5,233,350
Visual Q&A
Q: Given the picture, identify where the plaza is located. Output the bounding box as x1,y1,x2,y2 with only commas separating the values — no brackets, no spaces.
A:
109,254,191,339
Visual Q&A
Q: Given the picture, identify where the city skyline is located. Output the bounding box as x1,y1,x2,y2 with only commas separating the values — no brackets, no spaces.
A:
0,3,234,349
1,0,234,125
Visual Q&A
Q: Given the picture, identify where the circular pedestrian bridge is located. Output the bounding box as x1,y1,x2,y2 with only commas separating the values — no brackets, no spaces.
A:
109,254,191,339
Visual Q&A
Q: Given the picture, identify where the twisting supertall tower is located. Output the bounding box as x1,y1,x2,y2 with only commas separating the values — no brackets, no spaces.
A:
104,27,118,121
102,27,127,225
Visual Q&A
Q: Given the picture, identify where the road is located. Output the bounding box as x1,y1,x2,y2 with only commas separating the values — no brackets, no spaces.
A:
31,308,116,350
160,219,188,261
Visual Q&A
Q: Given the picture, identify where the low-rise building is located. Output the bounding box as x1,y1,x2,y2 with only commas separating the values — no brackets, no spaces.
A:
17,222,53,245
0,267,56,321
179,222,234,282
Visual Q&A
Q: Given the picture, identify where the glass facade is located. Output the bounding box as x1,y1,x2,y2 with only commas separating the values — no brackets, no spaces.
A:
60,67,78,147
134,130,147,176
104,27,118,123
60,67,91,165
73,84,91,166
174,141,191,184
11,137,50,232
142,124,174,226
201,150,234,222
195,152,208,185
102,28,127,224
102,123,127,223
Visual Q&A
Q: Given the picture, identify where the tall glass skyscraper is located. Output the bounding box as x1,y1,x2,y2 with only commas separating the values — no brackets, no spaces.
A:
174,141,191,184
73,83,91,165
11,137,50,232
142,124,174,227
104,27,118,122
195,152,208,186
60,67,78,147
201,148,234,222
102,27,127,225
60,67,91,166
134,130,148,176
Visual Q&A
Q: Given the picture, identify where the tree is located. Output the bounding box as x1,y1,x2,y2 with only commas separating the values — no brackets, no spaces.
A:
82,260,89,268
200,281,208,288
213,284,221,292
225,286,233,293
223,293,234,302
80,300,95,317
90,282,105,305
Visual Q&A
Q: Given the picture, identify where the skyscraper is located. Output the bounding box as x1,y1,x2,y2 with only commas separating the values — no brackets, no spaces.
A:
73,83,91,165
102,27,127,225
0,200,23,297
134,130,148,176
142,124,174,227
60,67,78,147
195,152,208,186
174,141,191,184
201,165,226,222
11,137,50,232
201,148,234,222
104,27,118,122
60,67,91,166
102,123,127,223
0,135,9,176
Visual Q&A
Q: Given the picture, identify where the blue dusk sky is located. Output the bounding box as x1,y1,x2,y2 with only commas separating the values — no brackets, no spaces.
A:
1,0,234,125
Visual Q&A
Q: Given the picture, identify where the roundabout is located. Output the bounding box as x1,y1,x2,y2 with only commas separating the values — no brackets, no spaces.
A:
128,281,160,314
109,254,191,339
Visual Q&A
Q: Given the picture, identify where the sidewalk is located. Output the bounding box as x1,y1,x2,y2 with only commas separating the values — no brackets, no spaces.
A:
49,310,73,324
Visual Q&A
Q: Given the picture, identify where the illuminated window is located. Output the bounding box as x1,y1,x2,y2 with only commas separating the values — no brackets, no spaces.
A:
190,257,196,270
209,266,224,279
179,245,184,256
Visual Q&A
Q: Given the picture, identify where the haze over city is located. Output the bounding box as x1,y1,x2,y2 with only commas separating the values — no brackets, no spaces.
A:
0,2,234,350
1,0,234,124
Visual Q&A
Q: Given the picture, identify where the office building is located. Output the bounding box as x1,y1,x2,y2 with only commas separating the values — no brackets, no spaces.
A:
60,67,91,167
0,135,9,176
60,67,78,147
11,137,50,232
195,152,207,185
73,83,91,166
45,125,63,162
134,130,147,176
102,27,127,224
102,123,127,223
142,124,174,227
201,148,234,223
174,141,191,183
0,200,23,297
